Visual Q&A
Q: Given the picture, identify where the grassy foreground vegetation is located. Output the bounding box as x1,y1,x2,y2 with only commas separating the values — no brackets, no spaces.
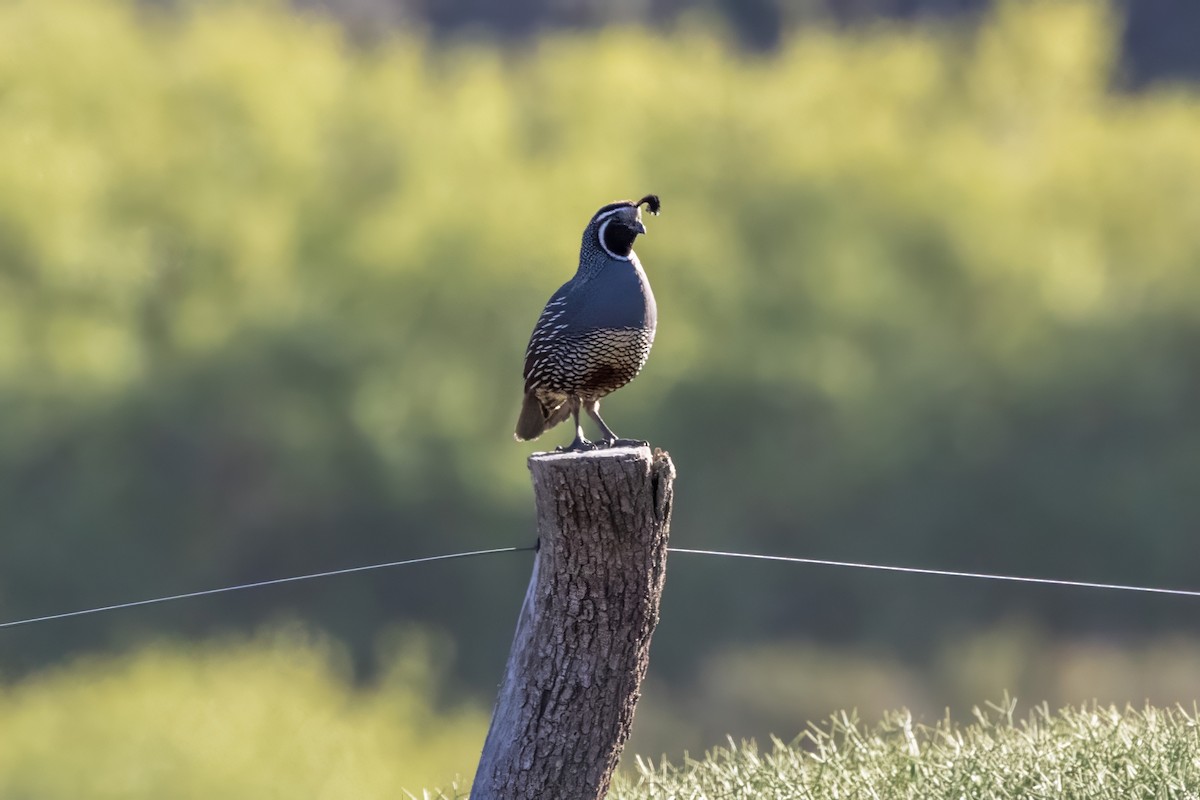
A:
614,702,1200,800
6,631,1197,798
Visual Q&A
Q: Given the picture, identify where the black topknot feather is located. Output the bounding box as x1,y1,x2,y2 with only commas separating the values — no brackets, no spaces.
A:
636,194,661,215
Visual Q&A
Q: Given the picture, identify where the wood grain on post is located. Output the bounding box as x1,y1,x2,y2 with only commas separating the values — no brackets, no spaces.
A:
471,446,676,800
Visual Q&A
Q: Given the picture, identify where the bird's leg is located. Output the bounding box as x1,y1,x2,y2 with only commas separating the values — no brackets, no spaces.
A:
584,399,618,443
585,400,648,448
557,397,598,452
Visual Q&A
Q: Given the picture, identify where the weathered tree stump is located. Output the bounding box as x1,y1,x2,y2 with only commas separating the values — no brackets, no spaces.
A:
471,446,676,800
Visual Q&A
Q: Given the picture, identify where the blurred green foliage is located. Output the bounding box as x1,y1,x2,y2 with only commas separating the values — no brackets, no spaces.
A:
0,627,485,796
2,0,1200,769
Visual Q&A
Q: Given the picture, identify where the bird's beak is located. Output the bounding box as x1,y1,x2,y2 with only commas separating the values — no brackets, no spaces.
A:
635,220,647,235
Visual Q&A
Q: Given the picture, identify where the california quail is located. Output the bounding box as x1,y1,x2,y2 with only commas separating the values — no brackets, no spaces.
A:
515,194,661,452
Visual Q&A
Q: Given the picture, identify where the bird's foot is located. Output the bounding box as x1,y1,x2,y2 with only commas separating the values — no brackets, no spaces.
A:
602,437,649,449
556,436,599,453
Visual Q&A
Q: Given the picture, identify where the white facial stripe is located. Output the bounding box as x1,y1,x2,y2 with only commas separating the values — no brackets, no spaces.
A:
596,217,632,261
591,207,626,225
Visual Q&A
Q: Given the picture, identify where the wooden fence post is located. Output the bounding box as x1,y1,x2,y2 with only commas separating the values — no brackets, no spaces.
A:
471,446,676,800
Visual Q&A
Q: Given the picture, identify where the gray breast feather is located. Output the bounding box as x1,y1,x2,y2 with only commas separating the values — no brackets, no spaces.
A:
522,252,656,395
566,258,656,331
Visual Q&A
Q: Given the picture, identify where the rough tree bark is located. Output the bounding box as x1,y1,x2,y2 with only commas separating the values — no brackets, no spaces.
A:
471,446,676,800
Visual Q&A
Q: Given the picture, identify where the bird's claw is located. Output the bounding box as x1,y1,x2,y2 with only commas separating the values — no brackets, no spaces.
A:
602,437,649,449
557,437,599,453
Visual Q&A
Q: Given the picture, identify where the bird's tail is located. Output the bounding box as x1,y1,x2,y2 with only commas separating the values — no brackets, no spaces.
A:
514,392,569,441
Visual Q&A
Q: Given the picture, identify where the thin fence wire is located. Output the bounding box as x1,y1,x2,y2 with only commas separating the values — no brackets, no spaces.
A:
667,548,1200,598
2,544,1199,631
0,546,534,630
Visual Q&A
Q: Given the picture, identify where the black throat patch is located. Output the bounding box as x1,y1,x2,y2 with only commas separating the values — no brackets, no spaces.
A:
601,220,638,258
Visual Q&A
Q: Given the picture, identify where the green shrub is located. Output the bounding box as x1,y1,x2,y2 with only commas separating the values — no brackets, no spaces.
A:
0,628,486,797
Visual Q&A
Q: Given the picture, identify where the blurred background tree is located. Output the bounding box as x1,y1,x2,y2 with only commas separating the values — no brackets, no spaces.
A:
1,0,1199,790
282,0,1200,84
